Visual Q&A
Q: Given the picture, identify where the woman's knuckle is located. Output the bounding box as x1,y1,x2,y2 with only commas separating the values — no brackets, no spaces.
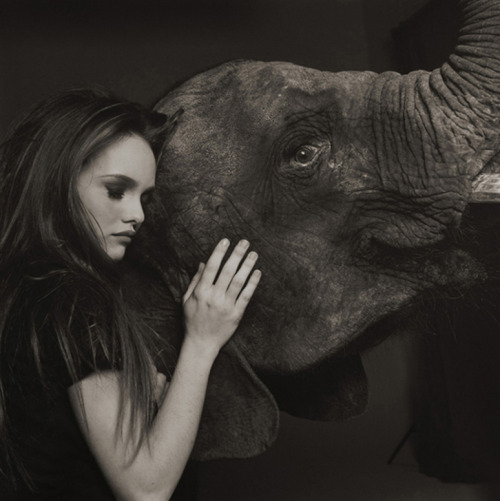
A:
219,300,231,313
196,285,210,299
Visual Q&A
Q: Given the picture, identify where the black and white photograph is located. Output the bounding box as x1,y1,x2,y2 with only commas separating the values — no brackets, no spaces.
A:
1,0,499,499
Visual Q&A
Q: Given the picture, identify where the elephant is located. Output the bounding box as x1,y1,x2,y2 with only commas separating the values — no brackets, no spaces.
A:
124,0,500,464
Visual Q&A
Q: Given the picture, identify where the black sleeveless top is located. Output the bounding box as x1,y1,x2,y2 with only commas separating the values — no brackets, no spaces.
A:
0,270,196,500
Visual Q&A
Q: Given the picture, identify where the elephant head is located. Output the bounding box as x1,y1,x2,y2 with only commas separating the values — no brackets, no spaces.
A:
125,0,500,460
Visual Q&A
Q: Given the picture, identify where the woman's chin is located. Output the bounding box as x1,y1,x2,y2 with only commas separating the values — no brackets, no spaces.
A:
106,245,127,261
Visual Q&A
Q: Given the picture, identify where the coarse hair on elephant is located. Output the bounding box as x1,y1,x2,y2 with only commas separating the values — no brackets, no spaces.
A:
124,0,500,463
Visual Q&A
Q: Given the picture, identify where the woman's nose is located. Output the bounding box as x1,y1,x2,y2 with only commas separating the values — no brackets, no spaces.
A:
123,197,145,226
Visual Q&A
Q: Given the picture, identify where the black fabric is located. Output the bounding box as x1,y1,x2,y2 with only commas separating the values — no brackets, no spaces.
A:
1,274,117,500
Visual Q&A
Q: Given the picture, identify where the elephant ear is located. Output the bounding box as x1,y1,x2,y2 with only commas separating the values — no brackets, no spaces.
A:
260,354,368,422
120,259,279,460
194,349,368,459
192,341,279,459
195,346,366,458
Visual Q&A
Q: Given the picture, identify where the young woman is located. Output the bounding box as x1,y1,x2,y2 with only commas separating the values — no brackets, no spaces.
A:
0,89,261,500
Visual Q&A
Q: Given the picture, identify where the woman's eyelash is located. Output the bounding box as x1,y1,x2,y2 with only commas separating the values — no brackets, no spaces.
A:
106,186,125,200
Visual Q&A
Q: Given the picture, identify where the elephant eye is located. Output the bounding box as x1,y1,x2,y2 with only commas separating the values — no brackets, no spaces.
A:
293,145,319,166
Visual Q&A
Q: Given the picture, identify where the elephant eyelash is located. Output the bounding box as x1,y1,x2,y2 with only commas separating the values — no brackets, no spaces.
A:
287,142,329,168
290,145,321,166
277,147,329,184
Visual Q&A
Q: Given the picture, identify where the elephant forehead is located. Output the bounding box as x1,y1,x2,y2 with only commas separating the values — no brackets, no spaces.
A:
159,61,376,128
231,62,376,99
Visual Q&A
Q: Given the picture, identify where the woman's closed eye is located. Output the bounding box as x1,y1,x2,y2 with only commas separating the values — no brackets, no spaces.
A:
105,184,125,200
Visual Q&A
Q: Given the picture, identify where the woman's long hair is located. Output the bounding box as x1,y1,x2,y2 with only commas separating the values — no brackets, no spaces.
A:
0,88,176,484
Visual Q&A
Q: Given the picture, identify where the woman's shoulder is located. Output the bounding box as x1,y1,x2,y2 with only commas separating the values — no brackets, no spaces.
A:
4,262,112,358
20,261,109,312
5,262,116,386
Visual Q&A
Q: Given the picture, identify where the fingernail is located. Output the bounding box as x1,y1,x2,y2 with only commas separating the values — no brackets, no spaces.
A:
239,239,249,248
248,251,258,260
221,238,229,246
253,269,262,278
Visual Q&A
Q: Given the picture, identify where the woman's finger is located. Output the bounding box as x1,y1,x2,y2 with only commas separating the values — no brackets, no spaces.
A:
226,251,258,300
213,239,250,292
182,263,205,303
235,269,261,312
198,239,230,287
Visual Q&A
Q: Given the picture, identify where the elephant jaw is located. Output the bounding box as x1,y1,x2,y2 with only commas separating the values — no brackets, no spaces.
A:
232,261,409,374
233,235,485,375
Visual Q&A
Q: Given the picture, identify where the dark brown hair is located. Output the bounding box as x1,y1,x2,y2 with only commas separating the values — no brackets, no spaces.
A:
0,88,176,484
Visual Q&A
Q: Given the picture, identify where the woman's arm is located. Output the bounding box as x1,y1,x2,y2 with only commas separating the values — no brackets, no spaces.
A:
69,239,261,501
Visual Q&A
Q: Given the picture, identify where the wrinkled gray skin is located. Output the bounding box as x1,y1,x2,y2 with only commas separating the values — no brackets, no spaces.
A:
126,0,500,460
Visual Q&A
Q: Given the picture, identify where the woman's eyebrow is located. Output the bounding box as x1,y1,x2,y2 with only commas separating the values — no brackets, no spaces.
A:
99,174,137,187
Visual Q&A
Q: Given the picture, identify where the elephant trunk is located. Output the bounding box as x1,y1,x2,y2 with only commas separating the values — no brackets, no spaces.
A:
454,0,500,201
365,0,500,247
448,0,500,106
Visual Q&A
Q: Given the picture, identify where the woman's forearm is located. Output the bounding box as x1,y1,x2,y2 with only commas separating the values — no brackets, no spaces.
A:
71,340,219,501
126,338,219,500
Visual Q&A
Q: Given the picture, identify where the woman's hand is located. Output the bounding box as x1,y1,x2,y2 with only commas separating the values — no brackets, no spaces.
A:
182,238,261,355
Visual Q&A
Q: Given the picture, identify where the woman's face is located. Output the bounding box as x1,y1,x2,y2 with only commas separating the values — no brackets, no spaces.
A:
77,134,156,261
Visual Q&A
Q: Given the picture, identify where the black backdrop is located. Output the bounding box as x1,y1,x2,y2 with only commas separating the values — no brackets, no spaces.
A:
1,0,430,137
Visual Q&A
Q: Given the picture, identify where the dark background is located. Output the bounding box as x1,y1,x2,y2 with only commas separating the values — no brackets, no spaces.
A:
1,0,497,499
1,0,430,138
